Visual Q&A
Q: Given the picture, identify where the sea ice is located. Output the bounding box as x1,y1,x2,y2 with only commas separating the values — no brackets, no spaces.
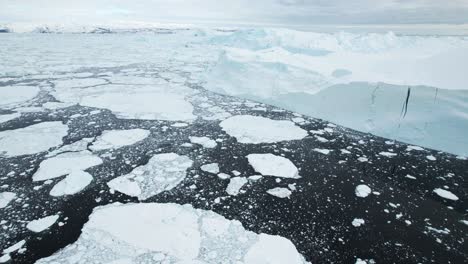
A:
90,129,150,151
0,113,20,124
355,185,372,198
226,177,248,196
49,171,93,196
433,188,459,201
220,115,307,144
107,153,192,200
189,136,217,148
266,187,292,198
0,85,39,109
26,215,59,232
352,218,365,227
200,163,220,174
0,192,16,209
247,153,300,178
0,122,68,157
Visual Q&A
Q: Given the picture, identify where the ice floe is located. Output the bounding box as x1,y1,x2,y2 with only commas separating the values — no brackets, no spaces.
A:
220,115,307,144
247,153,300,178
189,136,217,148
35,203,309,264
313,148,332,155
226,177,248,196
0,85,39,109
0,113,20,124
90,129,150,151
49,171,93,196
2,240,26,262
355,185,372,198
32,151,102,181
0,122,68,157
26,215,59,232
433,188,459,201
107,153,192,200
0,192,16,209
267,187,292,198
352,218,365,227
200,163,220,174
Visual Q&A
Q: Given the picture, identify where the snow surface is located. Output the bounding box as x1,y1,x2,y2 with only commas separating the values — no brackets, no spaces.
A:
0,113,20,124
49,171,93,196
220,115,307,144
189,136,217,148
0,192,16,209
36,203,309,264
108,153,192,200
247,154,300,178
433,188,459,201
226,177,248,196
89,129,150,151
0,85,39,109
32,151,102,181
26,215,59,233
355,185,372,198
267,187,292,198
0,122,68,157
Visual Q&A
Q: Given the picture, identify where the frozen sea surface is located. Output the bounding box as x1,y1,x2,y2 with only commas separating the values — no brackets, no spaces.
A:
0,29,467,264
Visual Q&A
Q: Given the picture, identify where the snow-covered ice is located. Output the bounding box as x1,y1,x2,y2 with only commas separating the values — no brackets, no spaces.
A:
35,203,309,264
26,215,59,233
90,129,150,151
226,177,248,196
189,136,217,148
355,185,372,198
107,153,192,200
0,122,68,157
0,192,16,209
433,188,459,201
33,151,102,181
0,85,39,109
247,153,300,178
267,187,292,198
0,113,20,124
220,115,307,144
49,171,93,196
200,163,220,174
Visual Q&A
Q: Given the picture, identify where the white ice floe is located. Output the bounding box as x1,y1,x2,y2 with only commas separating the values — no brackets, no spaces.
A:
0,113,20,124
220,115,307,144
355,185,372,198
352,218,365,227
247,153,300,178
90,129,150,151
217,173,231,180
0,122,68,157
313,148,332,155
50,171,93,196
107,153,192,200
33,151,102,181
46,137,94,157
433,188,459,201
426,155,437,161
0,192,16,209
406,145,424,151
226,177,248,196
26,215,59,233
267,187,292,198
200,163,220,174
35,203,309,264
405,175,417,180
379,152,397,157
2,240,25,255
189,136,217,148
0,85,39,109
53,84,196,121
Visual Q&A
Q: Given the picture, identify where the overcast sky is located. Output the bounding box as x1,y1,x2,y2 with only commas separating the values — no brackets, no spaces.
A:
1,0,468,25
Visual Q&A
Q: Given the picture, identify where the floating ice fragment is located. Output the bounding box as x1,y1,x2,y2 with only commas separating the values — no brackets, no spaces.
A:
267,187,292,198
49,171,93,196
189,136,217,148
0,192,16,209
355,185,372,198
352,218,365,227
433,188,459,201
247,154,300,178
226,177,248,196
200,163,220,174
26,215,59,233
90,129,150,151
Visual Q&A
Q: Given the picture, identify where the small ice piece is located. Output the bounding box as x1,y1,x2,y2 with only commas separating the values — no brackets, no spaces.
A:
355,259,367,264
26,215,59,233
90,129,150,151
379,152,397,157
0,192,16,209
406,145,424,151
352,218,365,227
313,148,331,155
220,115,307,144
171,122,188,127
433,188,459,201
355,185,372,198
226,177,247,196
3,240,26,254
33,151,102,181
108,153,193,200
405,175,417,180
460,220,468,226
266,187,292,198
0,122,68,157
247,154,300,178
426,155,436,161
357,157,368,162
217,173,231,180
49,171,93,196
248,175,263,181
189,136,217,148
341,149,351,154
200,163,219,174
0,113,20,124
